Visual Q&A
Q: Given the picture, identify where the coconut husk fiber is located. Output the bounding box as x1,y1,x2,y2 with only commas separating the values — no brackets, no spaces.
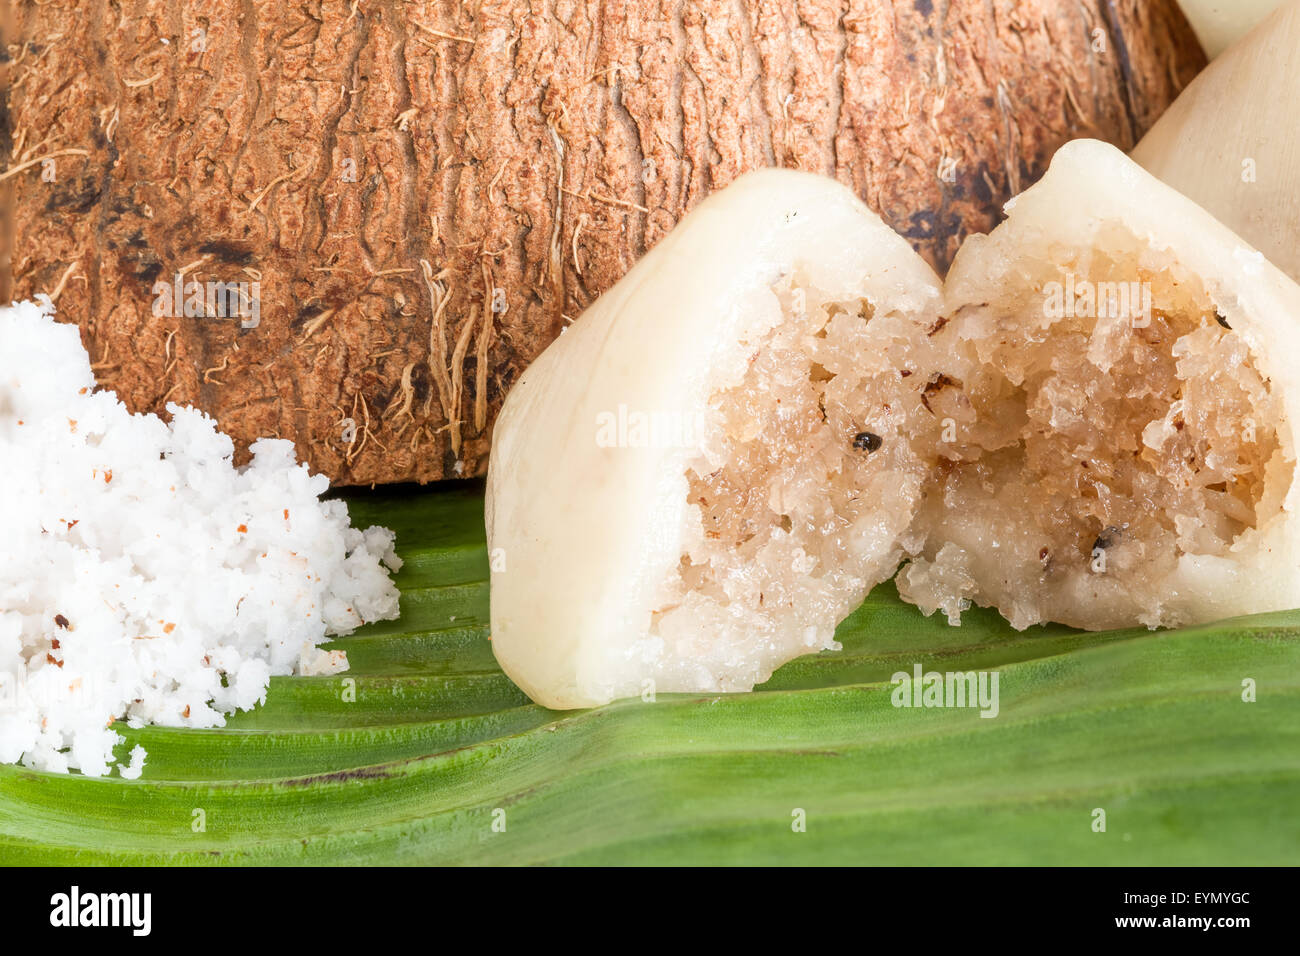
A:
1,0,1205,484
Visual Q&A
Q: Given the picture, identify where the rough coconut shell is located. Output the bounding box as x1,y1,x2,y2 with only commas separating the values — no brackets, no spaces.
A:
1,0,1204,484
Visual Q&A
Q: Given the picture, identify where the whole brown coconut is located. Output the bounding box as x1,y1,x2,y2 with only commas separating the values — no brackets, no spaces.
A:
1,0,1204,485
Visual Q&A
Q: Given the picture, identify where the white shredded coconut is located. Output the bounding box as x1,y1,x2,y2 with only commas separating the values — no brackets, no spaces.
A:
117,744,146,780
0,297,402,777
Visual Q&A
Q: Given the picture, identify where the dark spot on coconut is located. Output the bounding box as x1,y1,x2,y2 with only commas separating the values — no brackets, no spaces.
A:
198,240,256,266
293,302,327,330
1215,311,1231,330
900,369,913,377
853,432,882,452
45,176,101,215
902,210,937,240
1039,547,1049,562
410,363,431,402
927,315,949,337
972,162,994,203
135,258,164,285
1019,156,1043,185
54,614,70,629
1098,0,1141,139
914,0,934,16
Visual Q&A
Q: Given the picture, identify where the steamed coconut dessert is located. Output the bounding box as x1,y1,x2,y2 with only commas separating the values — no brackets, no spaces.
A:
902,140,1300,631
489,142,1300,710
487,170,948,709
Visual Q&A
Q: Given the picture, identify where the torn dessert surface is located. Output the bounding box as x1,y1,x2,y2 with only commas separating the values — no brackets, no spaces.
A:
488,141,1300,710
902,139,1300,631
487,170,946,709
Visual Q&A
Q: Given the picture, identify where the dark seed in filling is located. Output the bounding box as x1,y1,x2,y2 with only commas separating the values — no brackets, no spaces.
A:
853,432,883,452
1215,311,1231,330
1092,525,1124,552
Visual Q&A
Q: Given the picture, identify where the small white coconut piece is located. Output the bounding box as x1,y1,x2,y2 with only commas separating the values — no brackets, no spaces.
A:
487,170,945,708
1135,1,1300,281
902,139,1300,631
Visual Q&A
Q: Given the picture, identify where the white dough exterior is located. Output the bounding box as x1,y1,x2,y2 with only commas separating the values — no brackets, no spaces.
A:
1174,0,1285,58
942,139,1300,627
486,170,942,709
1135,1,1300,282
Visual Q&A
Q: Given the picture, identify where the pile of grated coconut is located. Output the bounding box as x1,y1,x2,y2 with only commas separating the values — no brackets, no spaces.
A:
0,297,401,777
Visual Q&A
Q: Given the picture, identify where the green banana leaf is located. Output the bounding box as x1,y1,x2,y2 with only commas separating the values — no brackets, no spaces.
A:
1,481,1296,865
